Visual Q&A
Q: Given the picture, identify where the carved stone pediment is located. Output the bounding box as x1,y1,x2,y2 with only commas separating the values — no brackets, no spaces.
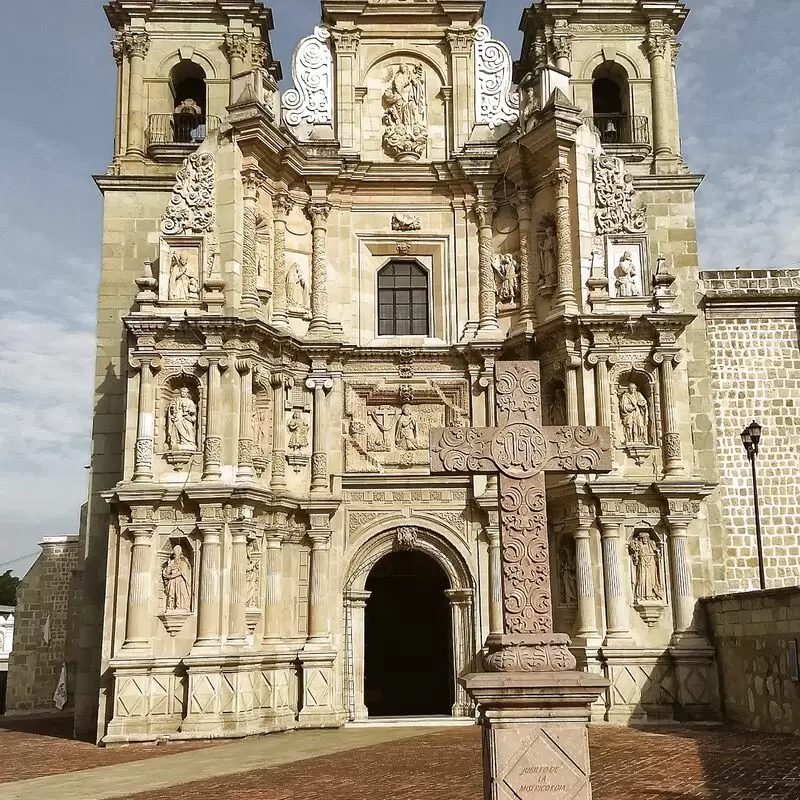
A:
343,377,469,473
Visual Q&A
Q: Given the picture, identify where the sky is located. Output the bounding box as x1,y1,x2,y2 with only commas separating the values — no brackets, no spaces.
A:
0,0,797,576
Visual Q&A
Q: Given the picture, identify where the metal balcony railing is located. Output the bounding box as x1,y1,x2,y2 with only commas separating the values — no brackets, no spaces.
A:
592,114,650,146
147,114,221,148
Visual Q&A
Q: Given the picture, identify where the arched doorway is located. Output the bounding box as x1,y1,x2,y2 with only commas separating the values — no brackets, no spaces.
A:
363,550,453,717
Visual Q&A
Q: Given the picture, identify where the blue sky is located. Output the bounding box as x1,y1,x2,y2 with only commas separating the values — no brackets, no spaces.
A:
0,0,797,575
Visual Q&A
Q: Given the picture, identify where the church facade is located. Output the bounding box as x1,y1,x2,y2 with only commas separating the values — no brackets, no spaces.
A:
73,0,731,743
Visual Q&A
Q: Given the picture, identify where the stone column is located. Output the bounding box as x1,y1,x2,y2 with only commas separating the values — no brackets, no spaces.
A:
644,23,674,159
241,171,261,312
514,192,536,332
330,29,361,152
588,352,613,429
445,588,474,717
122,524,154,649
474,203,500,335
131,356,161,482
270,372,287,490
655,351,683,474
550,22,573,74
122,31,150,158
306,202,332,335
344,589,371,721
111,37,125,159
670,33,682,156
599,517,630,641
564,355,581,427
306,525,332,643
262,527,285,643
478,364,498,497
228,513,253,645
199,357,227,480
568,501,598,641
306,375,334,493
236,359,254,480
665,511,696,642
271,194,293,327
224,32,250,79
550,166,578,313
485,515,504,635
194,517,223,647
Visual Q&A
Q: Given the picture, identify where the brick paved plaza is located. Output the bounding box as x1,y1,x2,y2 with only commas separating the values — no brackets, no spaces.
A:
2,719,800,800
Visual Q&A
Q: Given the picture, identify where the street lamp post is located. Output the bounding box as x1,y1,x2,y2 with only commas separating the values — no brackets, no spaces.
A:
740,420,766,590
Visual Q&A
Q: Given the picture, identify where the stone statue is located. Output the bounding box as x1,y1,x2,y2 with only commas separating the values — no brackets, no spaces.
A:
557,542,577,606
167,387,197,451
547,383,567,427
519,84,540,133
252,403,269,455
162,544,192,612
174,98,200,116
629,531,663,601
286,263,307,311
392,213,421,232
246,540,260,608
394,404,420,451
287,410,309,451
619,383,649,445
614,250,639,297
493,253,519,305
168,253,199,301
539,227,557,285
382,63,428,161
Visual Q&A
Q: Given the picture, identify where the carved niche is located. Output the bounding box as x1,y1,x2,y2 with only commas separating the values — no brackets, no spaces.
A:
159,372,203,468
344,377,469,473
628,526,667,627
536,216,557,296
251,369,272,477
157,530,196,637
474,24,519,130
556,534,578,608
542,379,567,427
281,26,333,129
284,375,312,474
381,62,428,162
610,363,661,466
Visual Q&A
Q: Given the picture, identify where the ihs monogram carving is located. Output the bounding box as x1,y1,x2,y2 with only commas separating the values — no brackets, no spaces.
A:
161,152,216,236
474,25,519,130
593,155,647,236
282,27,333,127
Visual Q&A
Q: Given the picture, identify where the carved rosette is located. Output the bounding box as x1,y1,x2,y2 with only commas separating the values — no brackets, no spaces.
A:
282,26,333,127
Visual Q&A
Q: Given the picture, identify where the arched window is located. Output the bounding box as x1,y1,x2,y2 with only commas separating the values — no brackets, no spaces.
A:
592,62,631,144
377,260,429,337
169,61,207,143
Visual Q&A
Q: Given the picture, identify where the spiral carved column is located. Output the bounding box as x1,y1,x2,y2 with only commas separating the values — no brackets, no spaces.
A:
306,202,332,335
241,171,261,311
474,203,500,334
271,194,293,328
550,166,578,313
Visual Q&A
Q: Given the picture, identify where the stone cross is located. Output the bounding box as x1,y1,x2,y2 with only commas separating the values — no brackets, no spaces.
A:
430,361,612,671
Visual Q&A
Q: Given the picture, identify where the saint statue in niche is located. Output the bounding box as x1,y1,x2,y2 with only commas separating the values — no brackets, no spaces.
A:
394,404,420,450
493,253,519,305
286,262,307,311
252,402,269,455
558,541,578,606
614,250,639,297
162,544,192,611
619,383,649,445
382,63,428,161
245,540,260,608
546,383,567,427
519,84,540,134
539,227,557,285
287,410,310,451
167,387,197,451
168,253,199,301
629,530,664,601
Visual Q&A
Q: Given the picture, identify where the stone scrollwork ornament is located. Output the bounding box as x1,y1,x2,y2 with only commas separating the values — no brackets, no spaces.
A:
474,24,519,130
281,26,333,127
161,152,216,236
593,154,647,235
382,63,428,162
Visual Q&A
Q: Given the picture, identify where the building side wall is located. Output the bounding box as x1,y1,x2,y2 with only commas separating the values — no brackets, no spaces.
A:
6,540,81,714
703,588,800,734
703,270,800,591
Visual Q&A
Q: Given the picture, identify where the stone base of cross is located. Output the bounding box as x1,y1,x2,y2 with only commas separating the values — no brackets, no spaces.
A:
430,361,612,800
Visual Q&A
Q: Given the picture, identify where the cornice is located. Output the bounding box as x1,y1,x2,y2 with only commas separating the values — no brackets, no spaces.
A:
104,1,274,30
94,174,176,193
631,173,704,192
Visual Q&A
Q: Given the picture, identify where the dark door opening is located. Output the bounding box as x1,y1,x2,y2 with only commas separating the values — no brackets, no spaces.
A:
364,550,453,717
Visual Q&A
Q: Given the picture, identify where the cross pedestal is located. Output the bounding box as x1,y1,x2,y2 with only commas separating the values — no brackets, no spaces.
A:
430,362,612,800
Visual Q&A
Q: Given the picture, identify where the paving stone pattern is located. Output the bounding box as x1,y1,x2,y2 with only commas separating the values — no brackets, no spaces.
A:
113,726,800,800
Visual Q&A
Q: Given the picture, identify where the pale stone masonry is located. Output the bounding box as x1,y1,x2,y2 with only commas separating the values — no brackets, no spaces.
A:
5,536,81,714
9,0,759,742
703,588,800,734
702,269,800,591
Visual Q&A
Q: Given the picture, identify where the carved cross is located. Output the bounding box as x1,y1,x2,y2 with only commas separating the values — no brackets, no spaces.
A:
430,362,612,640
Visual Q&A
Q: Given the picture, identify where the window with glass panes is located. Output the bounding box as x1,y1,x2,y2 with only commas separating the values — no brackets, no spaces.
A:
377,261,430,336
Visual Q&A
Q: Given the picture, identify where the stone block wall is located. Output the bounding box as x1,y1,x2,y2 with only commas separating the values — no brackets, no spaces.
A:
5,536,81,714
703,588,800,734
702,269,800,591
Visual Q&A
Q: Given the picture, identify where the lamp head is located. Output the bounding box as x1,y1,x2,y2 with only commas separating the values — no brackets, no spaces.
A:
741,420,762,456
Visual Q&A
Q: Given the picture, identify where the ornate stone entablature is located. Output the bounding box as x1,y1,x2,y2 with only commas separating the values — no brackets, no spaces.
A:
281,26,333,128
474,24,519,130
